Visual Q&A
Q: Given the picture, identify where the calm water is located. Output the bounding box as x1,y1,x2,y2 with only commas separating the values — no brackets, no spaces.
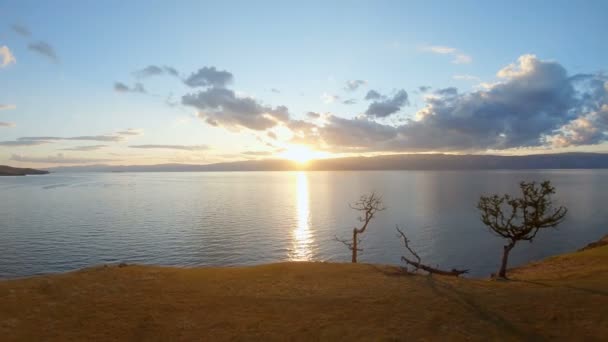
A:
1,170,607,278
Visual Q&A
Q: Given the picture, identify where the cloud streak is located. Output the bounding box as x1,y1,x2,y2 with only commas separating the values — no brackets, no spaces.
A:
420,45,472,64
129,144,209,151
28,41,59,63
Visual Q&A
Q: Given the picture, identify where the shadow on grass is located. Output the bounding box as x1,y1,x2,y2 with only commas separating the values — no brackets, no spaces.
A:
423,275,544,341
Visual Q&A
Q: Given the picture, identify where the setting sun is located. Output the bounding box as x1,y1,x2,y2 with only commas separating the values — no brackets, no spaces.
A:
279,145,326,164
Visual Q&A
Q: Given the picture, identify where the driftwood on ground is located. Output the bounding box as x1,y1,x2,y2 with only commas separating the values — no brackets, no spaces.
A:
396,226,469,277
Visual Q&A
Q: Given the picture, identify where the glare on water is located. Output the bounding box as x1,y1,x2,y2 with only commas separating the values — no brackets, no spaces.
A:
290,172,314,261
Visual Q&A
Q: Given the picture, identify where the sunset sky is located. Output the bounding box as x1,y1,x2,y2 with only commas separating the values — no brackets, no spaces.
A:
1,0,608,167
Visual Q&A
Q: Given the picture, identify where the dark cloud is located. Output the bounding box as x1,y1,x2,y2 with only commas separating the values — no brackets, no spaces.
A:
10,153,115,164
133,65,179,78
114,82,146,93
184,67,233,88
182,87,290,131
11,24,31,37
365,89,409,117
28,41,59,63
418,86,431,92
364,90,382,100
344,80,367,91
129,144,209,151
60,145,107,151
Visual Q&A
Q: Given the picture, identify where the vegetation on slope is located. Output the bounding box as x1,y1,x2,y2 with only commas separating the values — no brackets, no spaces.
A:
1,239,606,341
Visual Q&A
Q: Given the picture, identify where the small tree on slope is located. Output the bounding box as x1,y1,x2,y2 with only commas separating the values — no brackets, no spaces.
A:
477,181,567,279
336,192,385,263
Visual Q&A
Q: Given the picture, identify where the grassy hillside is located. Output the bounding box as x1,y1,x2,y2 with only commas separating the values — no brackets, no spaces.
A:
1,241,607,341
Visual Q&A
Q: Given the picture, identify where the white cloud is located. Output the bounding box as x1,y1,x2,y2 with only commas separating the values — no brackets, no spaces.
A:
0,46,16,67
419,45,472,64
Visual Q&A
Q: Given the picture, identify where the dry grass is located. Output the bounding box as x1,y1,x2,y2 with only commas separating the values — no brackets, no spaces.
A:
1,243,607,341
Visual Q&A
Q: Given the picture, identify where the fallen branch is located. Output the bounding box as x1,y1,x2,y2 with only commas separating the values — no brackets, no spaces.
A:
396,226,469,277
400,256,469,277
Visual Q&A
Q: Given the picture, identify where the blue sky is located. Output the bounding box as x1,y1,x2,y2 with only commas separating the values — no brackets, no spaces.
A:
1,0,608,167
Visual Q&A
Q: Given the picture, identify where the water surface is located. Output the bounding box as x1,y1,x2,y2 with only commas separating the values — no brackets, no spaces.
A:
1,170,606,278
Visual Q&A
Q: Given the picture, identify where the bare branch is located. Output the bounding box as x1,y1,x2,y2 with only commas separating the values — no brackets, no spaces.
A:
396,226,468,277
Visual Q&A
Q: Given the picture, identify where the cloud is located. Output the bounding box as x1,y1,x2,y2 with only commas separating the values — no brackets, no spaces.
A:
114,82,146,93
0,140,51,147
271,88,280,93
184,67,233,88
306,111,321,119
418,86,431,92
0,122,16,127
182,87,290,131
241,150,273,156
267,131,277,139
133,65,179,78
10,153,115,164
0,46,16,67
0,104,16,110
28,41,59,63
129,144,209,151
19,135,124,142
321,93,340,104
342,99,357,105
365,89,409,117
11,24,31,37
60,145,107,151
550,104,608,147
117,128,143,136
364,90,382,100
344,80,367,91
292,55,608,152
420,45,472,64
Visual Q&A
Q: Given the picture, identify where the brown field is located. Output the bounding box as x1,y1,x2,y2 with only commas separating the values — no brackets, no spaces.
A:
1,238,607,341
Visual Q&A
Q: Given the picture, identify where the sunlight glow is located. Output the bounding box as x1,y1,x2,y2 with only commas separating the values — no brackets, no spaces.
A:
290,171,314,261
279,145,327,164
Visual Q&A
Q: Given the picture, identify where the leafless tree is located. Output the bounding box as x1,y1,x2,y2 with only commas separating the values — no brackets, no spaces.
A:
478,181,567,279
336,192,385,263
396,226,468,276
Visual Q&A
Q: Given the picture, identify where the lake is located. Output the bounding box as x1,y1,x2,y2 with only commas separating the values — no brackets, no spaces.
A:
1,170,606,278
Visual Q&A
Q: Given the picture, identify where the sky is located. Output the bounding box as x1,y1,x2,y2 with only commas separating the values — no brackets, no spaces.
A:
1,0,608,167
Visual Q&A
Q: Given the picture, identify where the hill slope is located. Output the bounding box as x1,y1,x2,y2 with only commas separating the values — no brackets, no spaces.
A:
0,165,49,176
1,239,607,341
48,152,608,172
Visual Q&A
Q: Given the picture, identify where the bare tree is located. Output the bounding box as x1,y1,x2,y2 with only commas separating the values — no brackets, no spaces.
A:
336,192,385,263
477,181,567,279
396,226,468,276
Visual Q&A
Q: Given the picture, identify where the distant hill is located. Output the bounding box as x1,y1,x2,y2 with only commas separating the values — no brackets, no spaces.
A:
0,165,50,176
48,152,608,172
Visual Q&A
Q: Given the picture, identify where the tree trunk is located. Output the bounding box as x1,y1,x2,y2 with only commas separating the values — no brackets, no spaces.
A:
498,241,516,278
352,229,358,263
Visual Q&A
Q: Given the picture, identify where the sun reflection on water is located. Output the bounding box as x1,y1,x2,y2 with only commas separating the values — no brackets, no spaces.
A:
290,171,314,261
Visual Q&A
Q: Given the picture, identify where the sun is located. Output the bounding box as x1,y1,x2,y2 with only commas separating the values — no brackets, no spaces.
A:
279,145,322,164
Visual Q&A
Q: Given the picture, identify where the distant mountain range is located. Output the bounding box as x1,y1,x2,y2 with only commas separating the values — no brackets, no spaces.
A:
0,165,50,176
47,152,608,172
